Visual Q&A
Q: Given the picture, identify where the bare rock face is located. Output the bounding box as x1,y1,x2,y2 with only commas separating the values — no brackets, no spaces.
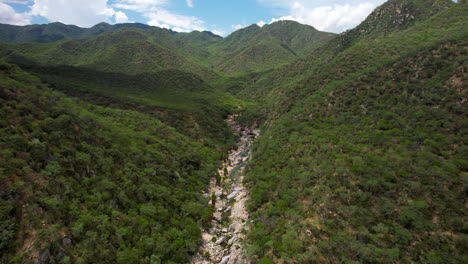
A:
192,114,259,264
62,237,72,247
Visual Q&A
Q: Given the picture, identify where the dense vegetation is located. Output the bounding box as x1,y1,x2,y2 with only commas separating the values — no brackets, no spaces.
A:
206,21,336,74
0,22,155,44
8,63,241,149
0,29,217,80
0,60,227,263
0,0,466,263
0,20,335,76
243,1,467,263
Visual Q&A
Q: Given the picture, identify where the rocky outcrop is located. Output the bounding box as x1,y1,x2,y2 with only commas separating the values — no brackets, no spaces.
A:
192,115,259,264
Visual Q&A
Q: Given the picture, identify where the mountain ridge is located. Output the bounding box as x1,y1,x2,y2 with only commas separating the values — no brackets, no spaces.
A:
0,19,337,75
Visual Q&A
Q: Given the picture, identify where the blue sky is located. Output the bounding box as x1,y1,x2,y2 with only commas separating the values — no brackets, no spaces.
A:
0,0,457,36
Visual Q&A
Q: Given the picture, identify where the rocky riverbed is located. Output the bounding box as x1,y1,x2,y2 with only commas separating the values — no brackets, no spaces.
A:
192,115,259,264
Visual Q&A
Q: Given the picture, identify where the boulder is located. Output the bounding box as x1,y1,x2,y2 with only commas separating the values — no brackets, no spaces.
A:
227,191,238,200
62,237,72,247
215,236,226,245
228,236,238,245
220,255,230,264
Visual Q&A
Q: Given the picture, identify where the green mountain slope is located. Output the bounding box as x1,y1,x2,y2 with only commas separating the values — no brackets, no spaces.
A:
0,0,466,263
0,60,222,263
0,20,334,76
242,0,455,102
242,2,467,263
0,28,218,80
17,63,241,148
0,26,249,150
209,21,336,74
0,22,85,43
0,22,156,43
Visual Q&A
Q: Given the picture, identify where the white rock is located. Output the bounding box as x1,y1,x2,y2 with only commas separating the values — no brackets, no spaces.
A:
215,236,226,245
236,192,245,200
220,255,230,264
227,191,238,200
228,236,238,245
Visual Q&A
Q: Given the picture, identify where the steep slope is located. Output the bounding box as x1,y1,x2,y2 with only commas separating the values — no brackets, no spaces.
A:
243,0,455,101
0,60,223,263
242,2,467,263
16,63,241,148
209,21,336,74
169,31,223,66
0,28,218,80
0,1,465,264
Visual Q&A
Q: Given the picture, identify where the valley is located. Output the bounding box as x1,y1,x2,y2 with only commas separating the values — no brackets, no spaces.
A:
0,0,466,263
193,115,258,264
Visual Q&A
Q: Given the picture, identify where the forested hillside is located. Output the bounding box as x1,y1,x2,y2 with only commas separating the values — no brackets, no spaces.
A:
0,29,218,80
0,0,466,263
206,21,336,74
0,20,335,76
0,22,154,43
0,60,222,263
242,1,467,263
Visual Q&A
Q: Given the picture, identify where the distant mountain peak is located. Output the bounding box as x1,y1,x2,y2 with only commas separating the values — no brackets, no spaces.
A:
269,20,301,26
202,31,222,38
243,24,261,31
92,22,111,27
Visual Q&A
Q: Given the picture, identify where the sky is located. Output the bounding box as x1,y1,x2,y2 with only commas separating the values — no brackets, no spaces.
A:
0,0,453,36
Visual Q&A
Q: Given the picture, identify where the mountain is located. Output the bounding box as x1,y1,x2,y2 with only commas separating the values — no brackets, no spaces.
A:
241,1,467,263
0,22,163,43
334,0,455,51
0,22,85,43
0,0,466,263
0,28,218,80
0,21,336,75
0,59,223,263
239,0,456,106
208,21,336,74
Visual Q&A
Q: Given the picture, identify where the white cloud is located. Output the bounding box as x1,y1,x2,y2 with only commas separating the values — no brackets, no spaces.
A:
115,0,207,32
114,11,129,23
211,29,225,36
231,20,264,32
0,0,31,3
113,0,168,12
0,2,31,25
272,2,376,32
145,7,204,31
258,0,384,33
31,0,115,27
231,24,247,31
1,0,219,34
257,20,266,27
